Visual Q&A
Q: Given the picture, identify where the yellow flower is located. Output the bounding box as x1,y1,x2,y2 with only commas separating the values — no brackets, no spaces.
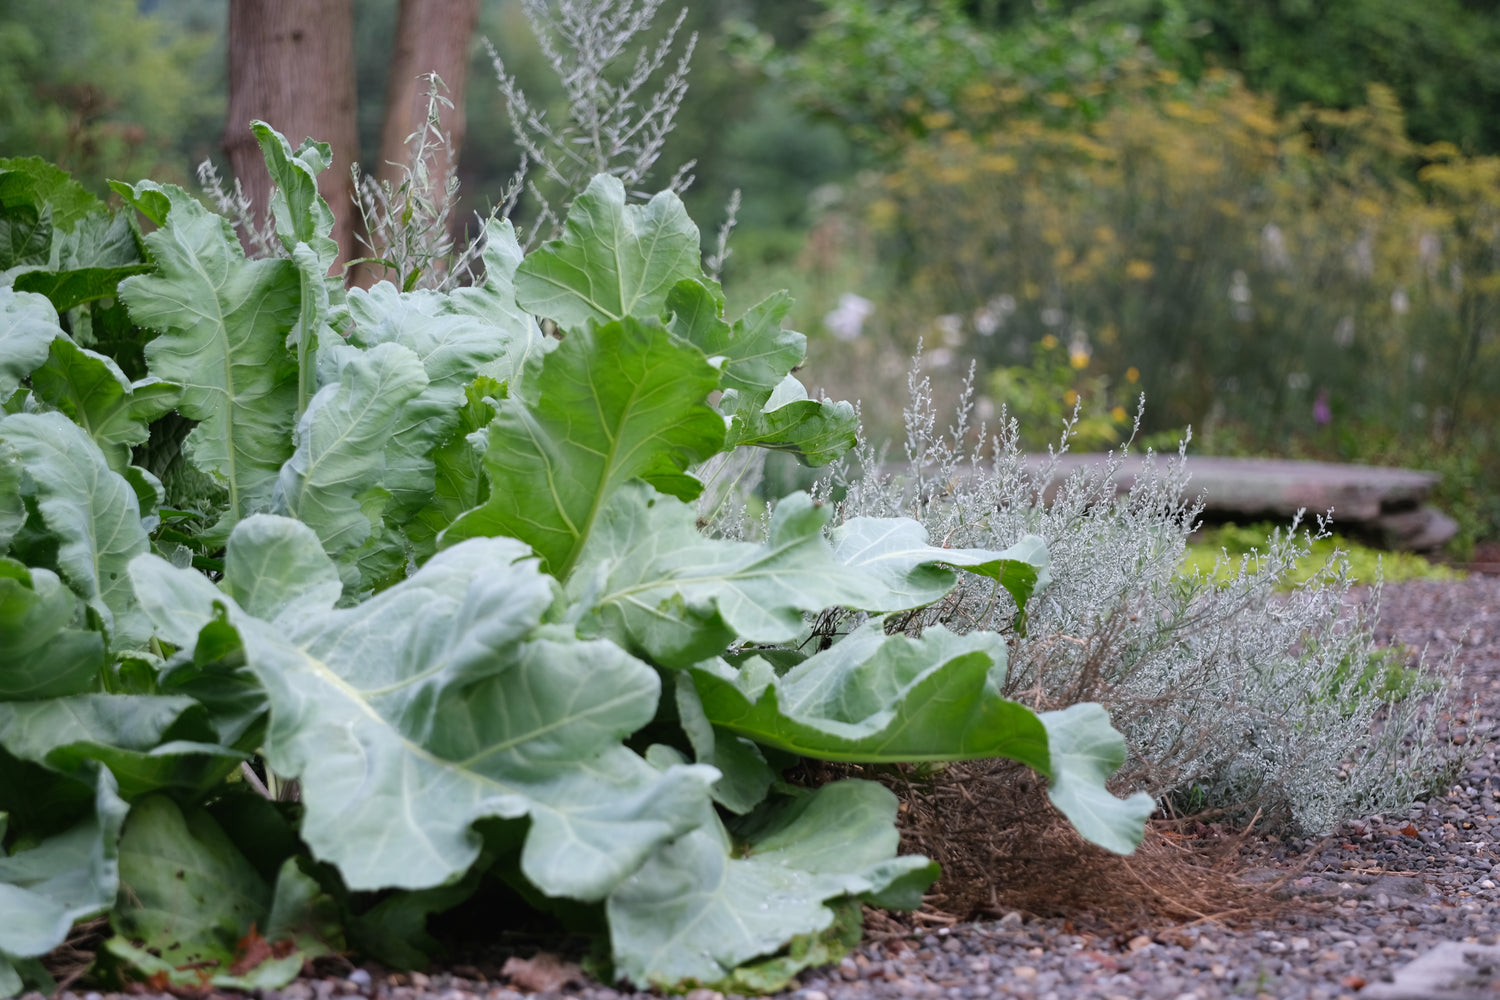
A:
1126,366,1140,383
1040,334,1059,350
1110,406,1128,422
978,153,1017,174
868,198,898,228
936,165,972,185
1125,259,1155,280
1069,348,1090,369
1063,389,1078,406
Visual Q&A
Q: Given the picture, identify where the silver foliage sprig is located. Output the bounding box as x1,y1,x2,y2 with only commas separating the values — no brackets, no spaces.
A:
488,0,698,247
351,73,509,292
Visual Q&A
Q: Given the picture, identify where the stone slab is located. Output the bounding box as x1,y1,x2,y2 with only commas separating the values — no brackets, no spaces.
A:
1362,941,1500,999
1028,455,1439,521
1021,454,1452,551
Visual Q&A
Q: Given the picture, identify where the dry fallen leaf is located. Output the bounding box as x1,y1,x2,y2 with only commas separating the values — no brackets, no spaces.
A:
230,924,274,977
502,952,583,993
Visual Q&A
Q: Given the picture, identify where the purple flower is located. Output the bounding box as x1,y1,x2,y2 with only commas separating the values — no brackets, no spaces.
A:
1313,389,1331,426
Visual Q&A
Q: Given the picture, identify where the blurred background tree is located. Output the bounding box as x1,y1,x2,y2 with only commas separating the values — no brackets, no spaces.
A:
0,0,224,193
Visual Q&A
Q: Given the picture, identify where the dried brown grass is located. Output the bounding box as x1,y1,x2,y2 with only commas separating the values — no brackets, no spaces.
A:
808,758,1310,936
40,915,107,993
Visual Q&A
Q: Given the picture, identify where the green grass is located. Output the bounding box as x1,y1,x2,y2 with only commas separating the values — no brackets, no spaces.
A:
1179,521,1463,589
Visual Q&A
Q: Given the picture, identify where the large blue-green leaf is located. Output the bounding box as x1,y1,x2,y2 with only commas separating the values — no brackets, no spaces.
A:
1037,702,1156,854
443,217,542,374
0,411,151,647
0,560,105,700
515,174,703,329
0,441,21,551
272,342,429,577
0,202,49,273
107,794,265,968
673,677,774,814
0,767,127,961
0,288,58,398
12,211,152,313
690,624,1047,763
130,522,718,899
346,273,540,548
220,513,342,624
443,318,724,577
607,780,936,989
829,517,1050,612
105,796,339,990
722,376,858,466
0,692,240,800
690,622,1153,853
116,182,300,535
573,486,870,667
29,336,180,474
252,123,338,267
408,377,497,557
665,281,806,394
0,157,102,232
254,124,343,419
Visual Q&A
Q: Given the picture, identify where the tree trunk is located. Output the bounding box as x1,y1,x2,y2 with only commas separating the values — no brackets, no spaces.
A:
224,0,360,272
377,0,480,190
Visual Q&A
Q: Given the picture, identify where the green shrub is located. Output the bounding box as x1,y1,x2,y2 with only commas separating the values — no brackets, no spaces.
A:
1181,521,1463,588
769,5,1500,545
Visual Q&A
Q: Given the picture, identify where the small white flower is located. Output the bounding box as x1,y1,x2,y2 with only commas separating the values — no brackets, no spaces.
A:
936,314,963,346
1333,316,1355,347
1260,223,1290,271
1229,270,1251,304
823,292,874,341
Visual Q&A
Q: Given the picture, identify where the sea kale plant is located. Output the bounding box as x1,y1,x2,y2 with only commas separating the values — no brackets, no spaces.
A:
0,132,1154,996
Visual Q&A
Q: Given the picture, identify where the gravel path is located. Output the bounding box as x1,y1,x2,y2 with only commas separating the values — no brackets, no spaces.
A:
31,575,1500,1000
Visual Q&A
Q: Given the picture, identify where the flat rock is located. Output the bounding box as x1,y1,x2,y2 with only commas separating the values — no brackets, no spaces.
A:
1362,941,1500,999
1023,454,1452,550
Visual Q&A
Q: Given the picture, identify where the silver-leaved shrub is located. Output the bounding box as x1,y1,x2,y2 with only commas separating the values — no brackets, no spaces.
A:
812,361,1473,836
